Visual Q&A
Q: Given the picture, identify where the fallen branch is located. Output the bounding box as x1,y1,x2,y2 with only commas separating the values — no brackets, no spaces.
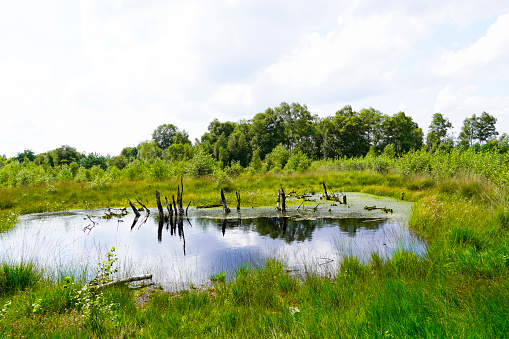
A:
137,200,149,214
364,206,393,213
92,274,153,290
196,204,223,209
311,203,323,213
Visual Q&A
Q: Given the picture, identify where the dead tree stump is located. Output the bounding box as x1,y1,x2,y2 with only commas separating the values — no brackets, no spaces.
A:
322,181,329,200
221,189,231,214
156,190,164,221
277,188,286,212
165,196,173,218
128,199,140,217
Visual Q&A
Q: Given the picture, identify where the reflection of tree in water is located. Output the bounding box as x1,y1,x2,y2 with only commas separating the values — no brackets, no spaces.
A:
334,218,385,237
152,215,186,255
206,217,387,243
250,217,316,243
134,213,384,253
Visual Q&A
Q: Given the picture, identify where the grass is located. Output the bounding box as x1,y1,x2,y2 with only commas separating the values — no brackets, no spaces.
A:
1,164,509,337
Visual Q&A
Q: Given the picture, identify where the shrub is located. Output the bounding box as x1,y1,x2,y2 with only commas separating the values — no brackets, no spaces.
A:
187,149,218,177
284,151,311,173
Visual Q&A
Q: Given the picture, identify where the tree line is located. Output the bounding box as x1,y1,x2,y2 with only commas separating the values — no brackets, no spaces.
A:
3,102,507,171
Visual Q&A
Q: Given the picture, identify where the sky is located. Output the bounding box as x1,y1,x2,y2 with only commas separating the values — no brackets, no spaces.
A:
1,0,509,158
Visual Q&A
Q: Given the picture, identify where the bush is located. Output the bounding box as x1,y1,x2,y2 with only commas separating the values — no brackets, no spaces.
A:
147,158,170,181
187,149,218,177
263,144,290,172
284,151,311,172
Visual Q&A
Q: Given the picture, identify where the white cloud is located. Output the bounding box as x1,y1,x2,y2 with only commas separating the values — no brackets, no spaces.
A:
433,12,509,80
2,0,509,157
436,85,509,132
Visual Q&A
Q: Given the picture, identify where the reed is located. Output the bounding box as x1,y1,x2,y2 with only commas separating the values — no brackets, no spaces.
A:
0,150,508,337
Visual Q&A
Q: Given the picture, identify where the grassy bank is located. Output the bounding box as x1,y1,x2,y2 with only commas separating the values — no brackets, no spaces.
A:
1,168,508,337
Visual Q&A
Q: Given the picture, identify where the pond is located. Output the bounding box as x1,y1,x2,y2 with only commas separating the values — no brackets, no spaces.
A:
0,193,426,289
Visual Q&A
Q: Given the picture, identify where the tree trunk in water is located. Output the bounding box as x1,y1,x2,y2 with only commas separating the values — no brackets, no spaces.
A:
221,189,231,214
322,181,329,200
128,199,140,217
156,190,164,221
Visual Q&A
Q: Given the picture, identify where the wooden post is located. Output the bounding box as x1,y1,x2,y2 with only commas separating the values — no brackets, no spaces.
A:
156,190,164,221
221,189,231,214
236,191,241,210
343,194,347,205
277,189,281,211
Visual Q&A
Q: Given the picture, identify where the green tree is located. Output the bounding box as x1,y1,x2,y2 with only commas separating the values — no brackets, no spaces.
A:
264,144,290,171
152,124,178,150
213,134,229,167
172,130,192,145
276,102,317,156
16,149,35,163
250,108,287,159
80,153,108,170
475,111,498,144
322,106,370,158
164,143,194,161
120,147,138,159
426,113,453,149
459,115,477,148
359,107,385,152
207,119,236,144
50,145,83,166
248,148,263,172
227,129,251,167
137,141,161,162
34,152,54,167
107,155,129,170
382,112,423,155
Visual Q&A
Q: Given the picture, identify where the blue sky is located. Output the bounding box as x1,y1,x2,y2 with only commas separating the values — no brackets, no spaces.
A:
1,0,509,157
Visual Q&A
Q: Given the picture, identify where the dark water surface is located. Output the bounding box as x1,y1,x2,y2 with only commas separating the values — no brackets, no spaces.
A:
1,209,426,289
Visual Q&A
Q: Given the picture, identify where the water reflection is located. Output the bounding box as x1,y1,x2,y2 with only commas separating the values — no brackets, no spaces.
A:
196,217,386,243
1,209,426,289
153,216,187,255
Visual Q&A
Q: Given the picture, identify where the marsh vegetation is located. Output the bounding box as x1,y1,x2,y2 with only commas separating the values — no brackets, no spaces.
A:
1,103,508,337
0,149,508,337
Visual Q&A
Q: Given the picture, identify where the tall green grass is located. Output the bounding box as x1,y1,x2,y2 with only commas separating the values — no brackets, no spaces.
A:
0,148,508,337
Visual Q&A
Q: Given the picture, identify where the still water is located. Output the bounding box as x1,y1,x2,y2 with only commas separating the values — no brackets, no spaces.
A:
0,208,426,289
